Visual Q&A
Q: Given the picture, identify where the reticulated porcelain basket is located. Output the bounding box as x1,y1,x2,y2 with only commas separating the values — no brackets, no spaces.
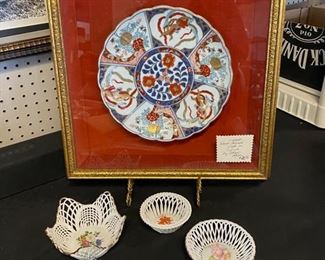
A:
46,191,126,260
185,219,256,260
140,192,192,234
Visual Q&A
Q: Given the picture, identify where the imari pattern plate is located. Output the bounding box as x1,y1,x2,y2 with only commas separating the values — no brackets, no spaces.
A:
98,6,232,141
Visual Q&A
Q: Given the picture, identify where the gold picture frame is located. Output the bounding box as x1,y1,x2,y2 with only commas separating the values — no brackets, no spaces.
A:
47,0,285,181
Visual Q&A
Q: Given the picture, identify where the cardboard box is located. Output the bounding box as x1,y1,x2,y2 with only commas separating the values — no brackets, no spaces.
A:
307,4,325,27
286,4,325,27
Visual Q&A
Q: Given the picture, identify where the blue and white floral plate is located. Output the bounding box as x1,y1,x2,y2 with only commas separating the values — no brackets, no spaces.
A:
98,6,232,141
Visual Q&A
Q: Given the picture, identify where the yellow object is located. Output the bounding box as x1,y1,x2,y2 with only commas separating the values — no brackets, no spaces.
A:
148,124,160,134
210,57,222,70
120,32,132,45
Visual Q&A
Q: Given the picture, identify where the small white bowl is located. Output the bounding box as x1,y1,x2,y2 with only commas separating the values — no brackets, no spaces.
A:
186,219,256,260
140,192,192,234
46,191,126,260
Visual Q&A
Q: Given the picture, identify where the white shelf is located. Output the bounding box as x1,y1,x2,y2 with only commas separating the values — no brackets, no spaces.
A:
277,77,325,128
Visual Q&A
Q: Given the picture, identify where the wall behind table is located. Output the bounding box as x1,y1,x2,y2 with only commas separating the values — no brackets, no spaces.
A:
0,52,61,148
0,52,64,198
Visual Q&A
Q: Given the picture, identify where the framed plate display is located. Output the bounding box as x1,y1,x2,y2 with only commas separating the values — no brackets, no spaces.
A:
47,0,285,179
0,0,51,60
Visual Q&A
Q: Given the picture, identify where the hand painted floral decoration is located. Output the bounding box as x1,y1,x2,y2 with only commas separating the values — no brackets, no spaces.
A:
98,6,232,141
208,244,231,260
77,231,103,249
158,215,173,225
142,75,156,88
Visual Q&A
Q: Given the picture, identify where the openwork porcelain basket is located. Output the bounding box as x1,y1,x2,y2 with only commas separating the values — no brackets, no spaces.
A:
46,191,126,260
186,219,256,260
140,192,192,234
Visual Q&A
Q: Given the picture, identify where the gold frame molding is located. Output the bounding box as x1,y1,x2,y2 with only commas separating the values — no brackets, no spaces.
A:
47,0,285,180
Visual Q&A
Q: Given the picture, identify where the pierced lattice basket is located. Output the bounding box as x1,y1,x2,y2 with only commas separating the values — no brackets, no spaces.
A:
185,219,256,260
46,191,126,260
140,192,192,234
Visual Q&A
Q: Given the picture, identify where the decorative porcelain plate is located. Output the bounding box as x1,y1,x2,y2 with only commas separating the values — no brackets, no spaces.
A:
98,6,232,141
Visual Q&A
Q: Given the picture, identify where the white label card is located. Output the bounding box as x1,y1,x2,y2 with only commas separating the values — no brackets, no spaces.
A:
216,135,254,163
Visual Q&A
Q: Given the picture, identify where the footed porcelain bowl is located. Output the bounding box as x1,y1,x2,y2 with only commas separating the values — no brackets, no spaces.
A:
46,191,126,260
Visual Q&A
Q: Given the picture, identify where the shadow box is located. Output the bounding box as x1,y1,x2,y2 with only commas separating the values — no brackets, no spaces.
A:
47,0,285,180
0,0,51,60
